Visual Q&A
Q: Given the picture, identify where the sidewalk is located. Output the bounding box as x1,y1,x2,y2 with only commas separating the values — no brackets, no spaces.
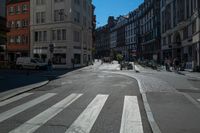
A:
104,70,200,133
0,69,72,101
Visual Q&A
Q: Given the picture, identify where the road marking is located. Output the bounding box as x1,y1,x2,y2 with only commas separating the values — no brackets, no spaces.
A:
120,96,144,133
61,82,66,85
65,94,108,133
0,93,56,123
198,99,200,102
9,93,82,133
0,93,33,107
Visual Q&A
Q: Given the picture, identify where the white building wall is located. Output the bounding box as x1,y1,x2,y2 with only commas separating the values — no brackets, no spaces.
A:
30,0,93,68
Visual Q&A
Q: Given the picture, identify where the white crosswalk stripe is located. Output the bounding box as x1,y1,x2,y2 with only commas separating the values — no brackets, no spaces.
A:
1,93,145,133
9,93,82,133
65,94,108,133
0,93,33,107
120,96,144,133
0,93,56,123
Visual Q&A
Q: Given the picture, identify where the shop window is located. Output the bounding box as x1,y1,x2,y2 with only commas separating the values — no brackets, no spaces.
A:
74,54,81,64
53,54,66,65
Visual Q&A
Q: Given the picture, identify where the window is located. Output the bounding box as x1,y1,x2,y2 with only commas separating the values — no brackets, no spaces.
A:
52,29,67,40
52,30,56,40
36,0,45,5
73,31,80,42
41,12,46,23
57,30,61,40
15,5,20,14
54,9,64,22
74,11,80,23
22,20,28,27
36,12,46,24
74,54,81,64
22,4,28,13
34,31,47,42
43,31,47,41
15,20,21,28
9,6,14,14
53,54,66,65
16,36,21,44
62,29,66,40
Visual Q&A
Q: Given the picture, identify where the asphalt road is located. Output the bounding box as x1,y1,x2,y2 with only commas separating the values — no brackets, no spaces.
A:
0,69,152,133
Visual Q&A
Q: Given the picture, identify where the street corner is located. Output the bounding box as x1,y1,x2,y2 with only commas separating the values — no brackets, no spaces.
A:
0,80,49,102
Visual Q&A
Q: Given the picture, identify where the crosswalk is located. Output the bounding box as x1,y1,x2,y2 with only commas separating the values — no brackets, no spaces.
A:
198,99,200,102
0,92,144,133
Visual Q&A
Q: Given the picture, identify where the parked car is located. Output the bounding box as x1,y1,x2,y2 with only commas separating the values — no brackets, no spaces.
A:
16,57,47,70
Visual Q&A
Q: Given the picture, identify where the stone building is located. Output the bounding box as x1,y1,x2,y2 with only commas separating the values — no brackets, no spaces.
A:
95,16,116,59
109,16,128,60
30,0,93,68
161,0,200,70
124,9,139,61
6,0,30,61
138,0,161,62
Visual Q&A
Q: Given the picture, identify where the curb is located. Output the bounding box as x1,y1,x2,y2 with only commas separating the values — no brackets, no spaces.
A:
0,80,49,102
103,71,161,133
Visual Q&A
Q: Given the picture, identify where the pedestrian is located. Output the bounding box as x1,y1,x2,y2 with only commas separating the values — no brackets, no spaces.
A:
173,58,179,72
48,59,52,72
164,58,169,71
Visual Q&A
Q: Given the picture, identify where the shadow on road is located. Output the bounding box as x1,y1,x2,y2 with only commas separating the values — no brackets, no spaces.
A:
0,68,82,93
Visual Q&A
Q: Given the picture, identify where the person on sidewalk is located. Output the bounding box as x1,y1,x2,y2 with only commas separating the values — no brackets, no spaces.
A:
173,58,180,72
47,59,53,72
164,58,170,71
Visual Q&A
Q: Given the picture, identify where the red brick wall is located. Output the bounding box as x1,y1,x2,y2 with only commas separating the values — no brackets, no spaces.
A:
6,1,30,52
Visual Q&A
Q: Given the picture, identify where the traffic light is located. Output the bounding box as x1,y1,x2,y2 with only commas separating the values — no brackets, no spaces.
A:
49,44,54,53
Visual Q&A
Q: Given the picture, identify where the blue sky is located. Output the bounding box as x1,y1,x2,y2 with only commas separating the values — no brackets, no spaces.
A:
93,0,143,27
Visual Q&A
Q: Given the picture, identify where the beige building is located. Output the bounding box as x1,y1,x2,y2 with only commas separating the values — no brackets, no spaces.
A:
30,0,93,68
161,0,200,70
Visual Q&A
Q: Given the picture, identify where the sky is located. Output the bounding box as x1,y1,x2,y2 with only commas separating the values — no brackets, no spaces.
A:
93,0,144,27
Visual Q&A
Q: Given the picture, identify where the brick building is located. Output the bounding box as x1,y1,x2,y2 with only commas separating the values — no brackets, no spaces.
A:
7,0,30,62
0,0,7,61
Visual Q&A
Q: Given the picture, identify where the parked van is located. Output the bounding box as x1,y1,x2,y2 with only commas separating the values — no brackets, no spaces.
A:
16,57,47,70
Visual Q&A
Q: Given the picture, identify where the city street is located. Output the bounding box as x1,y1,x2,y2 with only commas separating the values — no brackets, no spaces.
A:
0,62,200,133
0,63,152,133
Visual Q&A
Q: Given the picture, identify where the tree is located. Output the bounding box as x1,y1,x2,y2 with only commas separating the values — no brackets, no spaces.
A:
116,54,123,63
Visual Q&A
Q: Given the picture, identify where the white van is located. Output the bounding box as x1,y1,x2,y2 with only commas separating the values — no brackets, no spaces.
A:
16,57,47,70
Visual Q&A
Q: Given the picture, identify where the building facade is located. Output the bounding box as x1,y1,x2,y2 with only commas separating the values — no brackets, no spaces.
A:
95,16,116,59
0,0,7,61
95,0,161,62
138,0,161,62
30,0,93,68
7,0,30,62
161,0,200,70
124,10,139,61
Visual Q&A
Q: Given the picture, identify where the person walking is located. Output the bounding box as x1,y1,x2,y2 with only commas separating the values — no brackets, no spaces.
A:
47,59,52,72
173,58,179,72
164,58,170,71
